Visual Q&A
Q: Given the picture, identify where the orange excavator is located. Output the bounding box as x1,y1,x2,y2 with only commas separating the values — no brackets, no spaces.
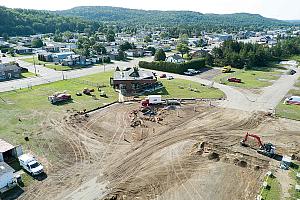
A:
240,133,276,157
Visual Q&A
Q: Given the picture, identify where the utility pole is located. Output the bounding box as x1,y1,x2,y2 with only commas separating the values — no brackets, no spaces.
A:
33,55,37,76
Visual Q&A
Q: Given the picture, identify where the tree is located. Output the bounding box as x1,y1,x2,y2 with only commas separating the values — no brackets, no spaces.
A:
147,47,156,56
154,49,166,61
176,43,190,57
93,43,107,55
119,42,134,51
31,38,44,48
179,34,189,44
117,50,126,61
106,30,115,42
144,36,152,43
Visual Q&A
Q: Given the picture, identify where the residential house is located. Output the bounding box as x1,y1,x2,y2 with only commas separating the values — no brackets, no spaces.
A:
0,62,22,81
125,49,144,57
38,52,53,62
111,67,157,95
166,54,185,64
52,52,75,63
14,46,33,54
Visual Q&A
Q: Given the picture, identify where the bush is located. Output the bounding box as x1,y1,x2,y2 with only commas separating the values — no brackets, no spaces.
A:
139,59,205,74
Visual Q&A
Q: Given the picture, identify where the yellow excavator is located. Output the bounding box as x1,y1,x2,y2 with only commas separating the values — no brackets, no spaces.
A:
222,66,232,73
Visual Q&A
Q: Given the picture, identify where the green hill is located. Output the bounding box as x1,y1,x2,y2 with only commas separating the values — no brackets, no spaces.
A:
56,6,291,30
0,6,100,36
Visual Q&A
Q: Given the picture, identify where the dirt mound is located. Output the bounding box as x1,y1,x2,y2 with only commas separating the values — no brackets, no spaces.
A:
208,152,220,161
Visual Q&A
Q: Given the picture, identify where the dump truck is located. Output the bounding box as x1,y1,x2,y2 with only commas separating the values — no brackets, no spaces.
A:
48,92,71,104
222,66,232,73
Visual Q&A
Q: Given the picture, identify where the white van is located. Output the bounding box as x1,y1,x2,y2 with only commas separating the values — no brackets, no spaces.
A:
18,154,44,176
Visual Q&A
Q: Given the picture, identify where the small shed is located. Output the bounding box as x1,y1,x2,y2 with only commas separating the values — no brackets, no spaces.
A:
0,139,23,162
0,162,15,191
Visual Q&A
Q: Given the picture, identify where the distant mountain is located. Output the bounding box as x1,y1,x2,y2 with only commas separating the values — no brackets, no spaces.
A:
0,6,100,36
56,6,291,30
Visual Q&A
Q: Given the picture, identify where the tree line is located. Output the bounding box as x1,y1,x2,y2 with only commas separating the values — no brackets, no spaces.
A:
0,6,101,36
208,37,300,69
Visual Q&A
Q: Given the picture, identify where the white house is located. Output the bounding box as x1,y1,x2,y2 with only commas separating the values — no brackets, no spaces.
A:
0,162,16,193
166,54,185,64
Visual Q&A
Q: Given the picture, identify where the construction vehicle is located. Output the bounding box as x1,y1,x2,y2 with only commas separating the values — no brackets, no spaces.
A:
240,133,276,157
83,88,95,95
141,95,162,107
48,92,71,104
222,66,232,73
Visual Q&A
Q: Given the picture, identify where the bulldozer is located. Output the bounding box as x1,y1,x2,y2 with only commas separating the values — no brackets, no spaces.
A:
240,133,276,157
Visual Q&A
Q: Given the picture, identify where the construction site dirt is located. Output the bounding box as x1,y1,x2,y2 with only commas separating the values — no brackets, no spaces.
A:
17,102,300,200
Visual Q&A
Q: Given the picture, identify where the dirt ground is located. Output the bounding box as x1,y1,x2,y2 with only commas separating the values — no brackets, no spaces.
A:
16,102,300,200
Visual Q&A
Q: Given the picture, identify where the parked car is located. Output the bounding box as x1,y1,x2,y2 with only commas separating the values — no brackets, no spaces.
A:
167,75,174,80
284,96,300,105
160,74,166,78
228,77,242,83
18,154,44,176
184,71,193,76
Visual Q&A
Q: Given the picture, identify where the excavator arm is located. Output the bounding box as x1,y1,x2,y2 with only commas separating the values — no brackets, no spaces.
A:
241,133,263,148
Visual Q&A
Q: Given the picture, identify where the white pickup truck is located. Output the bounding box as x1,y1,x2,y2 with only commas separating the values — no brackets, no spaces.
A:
18,154,44,176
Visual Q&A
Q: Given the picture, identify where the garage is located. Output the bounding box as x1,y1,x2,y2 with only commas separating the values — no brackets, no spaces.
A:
0,139,23,163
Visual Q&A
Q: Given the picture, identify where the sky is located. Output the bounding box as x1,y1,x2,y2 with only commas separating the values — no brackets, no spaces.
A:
0,0,300,20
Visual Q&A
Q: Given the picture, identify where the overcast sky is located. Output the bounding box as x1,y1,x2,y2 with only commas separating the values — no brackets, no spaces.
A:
0,0,299,20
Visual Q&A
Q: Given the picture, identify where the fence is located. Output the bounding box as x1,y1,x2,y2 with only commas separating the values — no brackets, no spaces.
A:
69,79,106,88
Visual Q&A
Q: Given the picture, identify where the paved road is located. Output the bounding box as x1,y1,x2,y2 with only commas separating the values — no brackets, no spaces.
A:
147,63,300,112
0,56,152,92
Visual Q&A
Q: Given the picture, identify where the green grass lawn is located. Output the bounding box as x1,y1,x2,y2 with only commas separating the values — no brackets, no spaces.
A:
289,162,300,199
150,78,225,99
276,86,300,120
214,67,283,89
259,175,281,200
21,72,36,78
288,55,300,63
21,57,87,71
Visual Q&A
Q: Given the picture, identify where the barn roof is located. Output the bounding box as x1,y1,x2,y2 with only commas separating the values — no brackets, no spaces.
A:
0,139,15,153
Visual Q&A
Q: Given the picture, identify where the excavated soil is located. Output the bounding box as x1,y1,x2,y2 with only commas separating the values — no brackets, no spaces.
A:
18,102,300,200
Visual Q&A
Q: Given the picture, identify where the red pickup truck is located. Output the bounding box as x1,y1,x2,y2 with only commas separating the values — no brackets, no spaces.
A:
228,77,242,83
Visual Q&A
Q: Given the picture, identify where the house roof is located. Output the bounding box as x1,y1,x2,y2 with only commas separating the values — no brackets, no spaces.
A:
168,54,183,61
0,162,14,176
0,63,21,73
114,68,154,81
0,139,15,153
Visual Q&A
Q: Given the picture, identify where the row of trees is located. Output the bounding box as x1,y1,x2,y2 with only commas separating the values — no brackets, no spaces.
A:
139,59,205,74
0,6,101,36
209,37,300,69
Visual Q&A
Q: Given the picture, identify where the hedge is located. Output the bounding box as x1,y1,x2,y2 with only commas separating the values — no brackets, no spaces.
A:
139,59,206,74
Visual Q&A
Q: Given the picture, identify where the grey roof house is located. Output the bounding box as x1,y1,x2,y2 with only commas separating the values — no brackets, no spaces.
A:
0,62,22,81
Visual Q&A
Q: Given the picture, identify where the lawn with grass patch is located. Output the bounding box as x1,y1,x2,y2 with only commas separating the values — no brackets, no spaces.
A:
276,89,300,120
288,55,300,63
289,162,300,199
259,175,281,200
0,71,117,159
21,57,87,71
148,78,225,99
21,72,36,78
214,67,283,89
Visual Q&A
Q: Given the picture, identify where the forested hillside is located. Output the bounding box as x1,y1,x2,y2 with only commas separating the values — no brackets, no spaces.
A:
0,6,101,36
57,6,292,31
